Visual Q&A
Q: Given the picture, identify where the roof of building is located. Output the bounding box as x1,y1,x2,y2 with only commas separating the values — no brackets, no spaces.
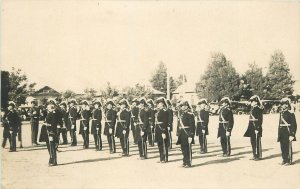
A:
172,82,196,94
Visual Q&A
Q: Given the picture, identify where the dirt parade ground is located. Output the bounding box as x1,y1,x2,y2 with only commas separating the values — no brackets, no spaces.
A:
1,113,300,189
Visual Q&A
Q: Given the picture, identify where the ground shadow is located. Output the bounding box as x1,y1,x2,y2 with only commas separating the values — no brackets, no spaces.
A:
59,156,123,166
262,151,300,161
192,156,245,167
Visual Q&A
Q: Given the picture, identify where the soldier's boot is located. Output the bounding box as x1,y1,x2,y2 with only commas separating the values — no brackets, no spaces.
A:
2,138,7,148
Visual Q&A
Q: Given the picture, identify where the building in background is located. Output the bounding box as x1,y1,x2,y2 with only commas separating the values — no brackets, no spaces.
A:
27,86,61,105
172,82,199,105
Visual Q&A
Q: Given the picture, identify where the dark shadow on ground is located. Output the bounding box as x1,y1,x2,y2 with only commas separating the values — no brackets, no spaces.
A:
192,156,245,167
59,156,123,166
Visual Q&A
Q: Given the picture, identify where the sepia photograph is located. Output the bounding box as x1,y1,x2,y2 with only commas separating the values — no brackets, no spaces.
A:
1,1,300,189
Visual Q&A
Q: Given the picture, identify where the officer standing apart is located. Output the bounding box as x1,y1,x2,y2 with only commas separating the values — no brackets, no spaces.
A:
278,98,297,166
136,98,149,159
218,97,234,157
79,100,91,149
176,100,195,168
104,99,117,154
244,95,263,160
115,99,131,156
39,101,58,166
91,99,102,151
166,99,174,149
29,99,40,146
195,99,209,154
68,99,78,146
155,97,169,163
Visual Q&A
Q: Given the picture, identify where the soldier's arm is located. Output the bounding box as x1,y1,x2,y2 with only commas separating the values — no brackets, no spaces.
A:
290,113,297,136
143,112,149,131
227,110,234,132
190,114,195,137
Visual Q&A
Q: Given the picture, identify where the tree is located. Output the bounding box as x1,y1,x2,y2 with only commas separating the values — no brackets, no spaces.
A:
1,71,10,109
241,63,266,99
7,67,36,106
62,90,76,99
196,52,240,101
99,82,119,99
149,61,177,96
122,84,153,101
264,50,294,99
84,88,97,100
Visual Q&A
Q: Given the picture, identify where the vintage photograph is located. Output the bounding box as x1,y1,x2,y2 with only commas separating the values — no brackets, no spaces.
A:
1,1,300,189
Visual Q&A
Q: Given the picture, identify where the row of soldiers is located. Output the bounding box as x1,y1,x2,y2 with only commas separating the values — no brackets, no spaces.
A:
2,95,297,167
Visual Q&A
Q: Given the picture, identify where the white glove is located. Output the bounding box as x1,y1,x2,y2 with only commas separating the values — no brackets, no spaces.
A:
109,128,112,134
141,131,144,136
150,126,153,129
71,125,75,129
202,129,205,134
188,137,192,143
84,127,87,131
289,136,294,141
96,127,99,131
9,130,13,134
254,130,259,134
49,136,53,141
162,133,166,139
123,130,126,134
57,125,61,129
226,131,230,136
167,127,170,131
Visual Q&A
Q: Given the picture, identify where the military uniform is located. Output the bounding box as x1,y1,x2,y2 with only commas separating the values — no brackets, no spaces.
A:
79,108,91,149
104,108,117,153
195,109,209,153
29,105,40,145
136,108,149,158
147,107,156,146
2,107,20,152
166,107,173,149
91,108,102,150
176,110,195,167
155,108,169,162
277,105,297,165
39,109,58,166
68,105,78,146
218,105,234,156
56,106,68,144
115,108,131,155
244,105,263,160
130,106,139,144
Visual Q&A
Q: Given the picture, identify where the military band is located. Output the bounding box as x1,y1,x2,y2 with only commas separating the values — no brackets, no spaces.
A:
1,96,298,167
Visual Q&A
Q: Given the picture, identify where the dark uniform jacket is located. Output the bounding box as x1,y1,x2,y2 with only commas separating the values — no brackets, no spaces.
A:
166,108,174,132
196,109,209,136
115,109,131,138
2,110,21,137
39,111,58,142
91,108,102,135
277,110,297,142
135,108,149,141
155,109,169,144
60,108,68,129
29,106,40,123
217,106,234,138
103,109,117,136
79,109,91,134
176,111,195,145
244,106,263,138
67,106,77,131
130,107,139,130
55,107,64,130
147,108,156,133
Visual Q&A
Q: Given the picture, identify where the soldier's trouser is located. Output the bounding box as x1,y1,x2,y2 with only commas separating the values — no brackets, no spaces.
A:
8,132,17,151
107,135,116,153
81,131,89,148
138,140,147,158
58,128,68,144
46,140,57,165
70,129,77,146
220,136,231,155
18,125,22,142
169,131,173,149
2,137,8,148
148,132,154,146
280,137,292,163
181,143,191,165
199,134,207,152
158,140,168,162
120,136,129,155
251,136,262,158
132,127,137,144
31,122,39,144
93,133,102,150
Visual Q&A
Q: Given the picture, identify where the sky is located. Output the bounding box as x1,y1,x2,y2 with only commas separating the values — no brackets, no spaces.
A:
1,1,300,93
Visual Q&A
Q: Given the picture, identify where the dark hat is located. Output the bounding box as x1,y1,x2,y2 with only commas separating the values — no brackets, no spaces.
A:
132,98,139,104
180,100,192,109
197,98,208,105
138,97,147,106
69,99,77,105
48,98,57,105
59,101,67,107
93,99,102,106
81,100,89,106
119,98,129,107
220,97,231,105
8,101,16,107
166,99,172,107
249,95,262,106
147,99,154,107
30,98,38,105
155,97,167,107
106,99,115,106
280,97,291,109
